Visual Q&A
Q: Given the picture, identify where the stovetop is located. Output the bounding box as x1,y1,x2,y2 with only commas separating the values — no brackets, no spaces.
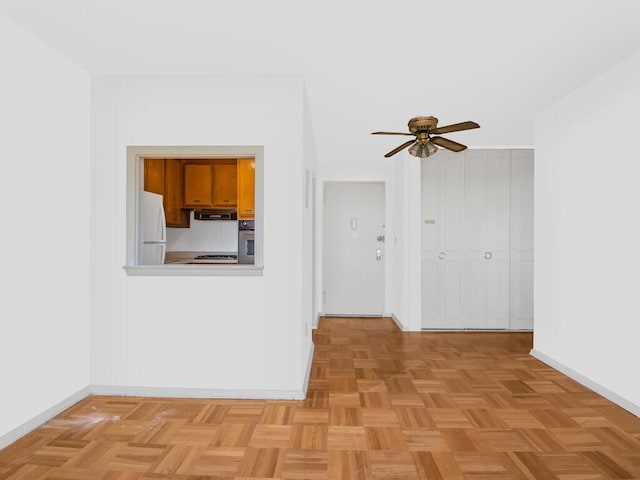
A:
192,254,238,264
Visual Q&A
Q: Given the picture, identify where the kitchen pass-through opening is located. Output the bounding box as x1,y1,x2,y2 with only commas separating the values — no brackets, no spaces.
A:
123,145,264,276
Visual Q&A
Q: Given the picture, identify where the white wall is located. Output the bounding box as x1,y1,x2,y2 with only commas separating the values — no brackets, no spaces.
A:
388,155,422,331
302,88,317,373
0,14,90,444
534,50,640,413
91,75,311,395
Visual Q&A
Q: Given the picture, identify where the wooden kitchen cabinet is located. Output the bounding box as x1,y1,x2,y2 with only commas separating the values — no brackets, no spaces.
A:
144,159,165,195
237,157,255,219
211,160,237,208
143,158,190,228
183,159,238,209
164,159,190,228
183,161,214,208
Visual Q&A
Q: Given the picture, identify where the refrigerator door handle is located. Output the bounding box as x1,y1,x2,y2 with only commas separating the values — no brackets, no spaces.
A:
160,203,166,243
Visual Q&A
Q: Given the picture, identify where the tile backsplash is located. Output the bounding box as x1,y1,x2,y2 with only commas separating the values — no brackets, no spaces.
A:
166,212,238,252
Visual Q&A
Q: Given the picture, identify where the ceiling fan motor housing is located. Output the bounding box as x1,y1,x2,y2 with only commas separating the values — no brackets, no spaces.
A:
408,116,438,133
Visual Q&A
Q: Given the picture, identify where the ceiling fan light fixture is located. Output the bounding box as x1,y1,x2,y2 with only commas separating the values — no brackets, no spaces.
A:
373,116,479,158
408,141,438,158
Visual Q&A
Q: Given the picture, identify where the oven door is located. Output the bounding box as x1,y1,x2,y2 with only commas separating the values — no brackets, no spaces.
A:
238,229,255,264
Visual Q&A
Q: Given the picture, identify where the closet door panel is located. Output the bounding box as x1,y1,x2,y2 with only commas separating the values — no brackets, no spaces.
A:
421,152,465,328
465,151,488,255
441,153,465,327
421,157,441,327
486,257,510,328
443,154,465,254
443,260,464,327
421,260,441,326
510,150,534,329
465,258,487,328
487,151,511,254
485,151,511,328
464,151,489,328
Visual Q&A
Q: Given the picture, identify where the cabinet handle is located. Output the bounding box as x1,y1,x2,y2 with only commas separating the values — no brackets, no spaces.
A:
438,252,446,260
484,252,493,260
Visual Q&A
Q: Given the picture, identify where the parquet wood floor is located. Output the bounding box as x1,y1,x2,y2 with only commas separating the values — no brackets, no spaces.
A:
1,317,639,479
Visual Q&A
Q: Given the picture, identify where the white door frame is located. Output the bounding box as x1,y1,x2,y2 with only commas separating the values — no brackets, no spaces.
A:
320,180,386,317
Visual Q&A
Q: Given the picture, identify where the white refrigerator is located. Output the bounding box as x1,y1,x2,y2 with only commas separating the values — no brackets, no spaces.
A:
141,191,167,265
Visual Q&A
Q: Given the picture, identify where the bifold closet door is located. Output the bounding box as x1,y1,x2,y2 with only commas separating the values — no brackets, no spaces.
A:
464,150,511,329
422,150,512,329
421,151,465,328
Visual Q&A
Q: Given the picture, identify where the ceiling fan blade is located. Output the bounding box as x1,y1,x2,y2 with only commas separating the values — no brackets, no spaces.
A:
430,136,467,152
431,121,480,134
384,140,416,158
372,131,415,136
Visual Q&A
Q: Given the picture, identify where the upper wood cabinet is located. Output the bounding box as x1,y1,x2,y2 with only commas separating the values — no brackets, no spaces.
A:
211,160,237,208
183,161,214,208
237,158,255,219
143,158,190,228
184,159,238,208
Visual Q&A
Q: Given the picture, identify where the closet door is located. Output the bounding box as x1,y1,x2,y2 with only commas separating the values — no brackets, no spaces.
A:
421,151,465,328
465,150,511,329
510,150,534,329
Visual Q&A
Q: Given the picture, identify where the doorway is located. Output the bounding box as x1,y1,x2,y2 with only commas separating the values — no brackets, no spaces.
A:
322,182,385,315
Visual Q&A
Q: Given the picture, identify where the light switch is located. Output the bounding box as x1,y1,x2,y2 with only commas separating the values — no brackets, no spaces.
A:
350,217,358,230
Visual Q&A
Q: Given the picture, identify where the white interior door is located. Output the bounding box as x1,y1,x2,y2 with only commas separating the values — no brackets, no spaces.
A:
323,182,385,315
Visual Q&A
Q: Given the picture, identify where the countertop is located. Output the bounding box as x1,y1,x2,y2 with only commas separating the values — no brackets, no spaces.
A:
164,251,238,265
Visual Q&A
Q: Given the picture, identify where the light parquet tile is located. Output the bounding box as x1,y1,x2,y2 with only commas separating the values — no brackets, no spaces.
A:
1,317,639,480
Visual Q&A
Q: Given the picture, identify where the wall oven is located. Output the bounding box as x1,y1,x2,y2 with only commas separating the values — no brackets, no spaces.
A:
238,219,255,264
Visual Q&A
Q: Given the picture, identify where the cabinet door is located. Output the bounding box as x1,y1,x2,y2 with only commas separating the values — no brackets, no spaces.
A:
184,162,213,207
164,159,190,228
237,158,255,219
144,159,165,195
212,161,237,207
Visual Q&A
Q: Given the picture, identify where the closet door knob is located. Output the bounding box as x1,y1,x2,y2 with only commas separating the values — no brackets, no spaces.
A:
484,252,493,260
438,252,446,260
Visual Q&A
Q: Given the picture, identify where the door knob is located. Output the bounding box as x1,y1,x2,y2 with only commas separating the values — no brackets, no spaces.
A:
438,252,446,260
484,252,493,260
376,249,382,261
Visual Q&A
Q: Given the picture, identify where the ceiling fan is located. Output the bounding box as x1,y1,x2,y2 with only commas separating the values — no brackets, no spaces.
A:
372,116,480,158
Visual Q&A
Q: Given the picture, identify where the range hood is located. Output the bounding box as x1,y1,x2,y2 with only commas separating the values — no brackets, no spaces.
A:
194,208,237,220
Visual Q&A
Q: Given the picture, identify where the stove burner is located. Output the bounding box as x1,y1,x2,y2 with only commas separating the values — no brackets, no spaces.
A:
191,253,239,264
194,254,237,260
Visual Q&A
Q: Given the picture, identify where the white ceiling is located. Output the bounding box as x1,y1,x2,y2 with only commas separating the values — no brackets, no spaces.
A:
2,0,640,162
